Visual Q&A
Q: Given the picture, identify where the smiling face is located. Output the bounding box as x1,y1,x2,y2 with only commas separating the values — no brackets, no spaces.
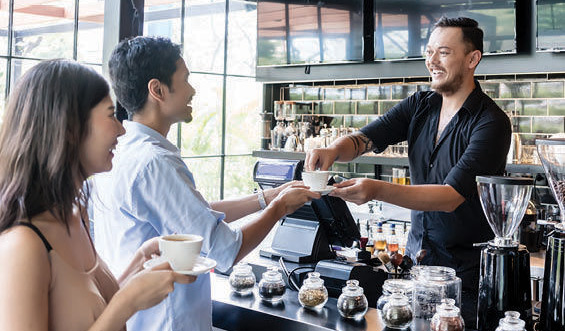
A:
161,58,196,124
80,95,125,177
425,27,479,96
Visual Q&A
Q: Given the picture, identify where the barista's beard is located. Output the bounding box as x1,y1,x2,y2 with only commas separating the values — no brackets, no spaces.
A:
431,70,465,96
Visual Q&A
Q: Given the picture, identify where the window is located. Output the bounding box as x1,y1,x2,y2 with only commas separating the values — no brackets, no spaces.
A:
0,0,105,121
143,0,260,200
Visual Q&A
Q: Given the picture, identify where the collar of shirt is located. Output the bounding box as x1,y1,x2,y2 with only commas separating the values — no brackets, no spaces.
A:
121,120,180,155
424,79,485,116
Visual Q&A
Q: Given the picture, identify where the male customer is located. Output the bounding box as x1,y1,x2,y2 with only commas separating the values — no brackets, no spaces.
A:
92,36,319,330
305,17,511,325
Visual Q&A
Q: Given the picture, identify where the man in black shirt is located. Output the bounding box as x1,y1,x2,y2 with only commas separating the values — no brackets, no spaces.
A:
305,17,511,326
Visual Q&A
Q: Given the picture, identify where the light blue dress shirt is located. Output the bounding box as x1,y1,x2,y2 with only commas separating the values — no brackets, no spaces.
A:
91,121,242,331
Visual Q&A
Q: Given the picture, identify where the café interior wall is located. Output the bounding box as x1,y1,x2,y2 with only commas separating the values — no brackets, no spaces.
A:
263,72,565,213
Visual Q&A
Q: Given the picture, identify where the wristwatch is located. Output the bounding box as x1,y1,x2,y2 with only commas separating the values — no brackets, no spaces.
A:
257,189,267,209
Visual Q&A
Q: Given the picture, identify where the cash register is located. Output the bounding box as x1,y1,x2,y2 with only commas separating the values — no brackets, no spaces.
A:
253,159,387,306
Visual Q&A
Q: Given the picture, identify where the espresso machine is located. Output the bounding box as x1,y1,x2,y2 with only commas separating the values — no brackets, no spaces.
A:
476,176,534,331
536,138,565,330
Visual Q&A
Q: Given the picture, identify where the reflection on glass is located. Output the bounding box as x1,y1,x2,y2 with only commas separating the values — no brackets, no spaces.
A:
144,0,181,43
0,4,8,55
224,156,257,199
10,58,40,88
374,0,516,60
226,76,261,154
185,0,226,74
180,73,223,156
227,0,257,76
183,157,221,201
537,0,565,51
77,0,105,64
257,0,364,66
0,58,6,125
12,0,75,59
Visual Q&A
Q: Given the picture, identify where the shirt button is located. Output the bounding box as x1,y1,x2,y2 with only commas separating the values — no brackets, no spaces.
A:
429,163,434,168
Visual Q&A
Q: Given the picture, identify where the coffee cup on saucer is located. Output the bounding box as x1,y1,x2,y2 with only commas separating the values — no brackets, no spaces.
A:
159,234,203,271
302,171,330,191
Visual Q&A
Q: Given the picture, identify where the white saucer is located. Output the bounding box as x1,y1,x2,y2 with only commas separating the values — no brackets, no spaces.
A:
143,256,217,276
310,186,335,195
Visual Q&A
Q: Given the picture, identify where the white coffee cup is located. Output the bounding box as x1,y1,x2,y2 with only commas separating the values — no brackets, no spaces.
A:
302,171,330,190
159,234,203,271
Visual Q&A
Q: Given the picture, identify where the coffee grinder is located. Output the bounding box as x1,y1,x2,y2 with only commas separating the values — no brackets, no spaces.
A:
536,138,565,330
475,176,534,331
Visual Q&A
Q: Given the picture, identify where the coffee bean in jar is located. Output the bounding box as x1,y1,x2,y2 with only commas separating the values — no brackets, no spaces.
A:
337,280,368,320
382,292,413,329
229,263,256,295
258,266,286,303
298,272,328,309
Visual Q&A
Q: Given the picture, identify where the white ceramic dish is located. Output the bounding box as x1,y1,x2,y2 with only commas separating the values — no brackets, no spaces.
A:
144,256,216,276
310,185,335,195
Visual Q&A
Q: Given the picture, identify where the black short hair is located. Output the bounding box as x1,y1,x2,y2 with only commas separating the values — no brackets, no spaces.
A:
108,36,182,115
434,16,484,54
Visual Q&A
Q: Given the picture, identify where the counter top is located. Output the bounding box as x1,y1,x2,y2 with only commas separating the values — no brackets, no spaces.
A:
211,272,433,331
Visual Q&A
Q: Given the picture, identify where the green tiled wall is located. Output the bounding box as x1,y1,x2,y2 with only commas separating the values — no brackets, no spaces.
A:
279,74,565,151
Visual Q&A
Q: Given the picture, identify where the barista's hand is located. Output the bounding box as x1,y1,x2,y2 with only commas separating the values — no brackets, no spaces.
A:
305,147,339,171
263,180,300,206
118,262,196,314
269,185,321,216
329,178,379,205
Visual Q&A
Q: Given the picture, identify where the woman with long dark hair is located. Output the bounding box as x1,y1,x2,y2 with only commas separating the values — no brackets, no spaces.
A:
0,59,194,330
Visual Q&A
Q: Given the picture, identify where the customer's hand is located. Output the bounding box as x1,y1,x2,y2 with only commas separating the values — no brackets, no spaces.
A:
264,180,300,205
329,178,379,205
138,237,160,261
269,184,321,216
305,147,339,171
120,261,196,313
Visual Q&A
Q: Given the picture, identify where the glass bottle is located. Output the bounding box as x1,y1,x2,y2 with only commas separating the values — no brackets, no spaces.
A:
381,291,413,329
495,311,526,331
271,121,285,150
274,100,284,121
298,272,328,310
376,279,413,312
258,266,286,303
337,279,368,320
373,222,387,252
228,262,256,295
411,265,461,320
430,298,465,331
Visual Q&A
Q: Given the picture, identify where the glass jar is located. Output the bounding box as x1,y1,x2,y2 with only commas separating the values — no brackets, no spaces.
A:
381,292,413,329
430,298,465,331
258,266,286,303
337,279,368,319
495,311,526,331
298,272,328,310
228,262,255,295
377,279,413,312
411,266,461,320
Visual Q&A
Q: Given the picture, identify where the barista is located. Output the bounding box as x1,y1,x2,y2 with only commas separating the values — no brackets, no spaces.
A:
305,17,511,326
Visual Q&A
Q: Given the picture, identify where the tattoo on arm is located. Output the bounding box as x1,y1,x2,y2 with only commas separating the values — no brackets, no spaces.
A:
346,132,374,158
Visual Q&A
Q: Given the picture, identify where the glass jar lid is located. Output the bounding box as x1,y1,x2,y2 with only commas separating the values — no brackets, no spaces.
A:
497,311,526,330
435,298,461,317
303,272,324,286
341,279,364,296
387,291,410,306
382,279,413,295
262,266,283,282
412,265,457,282
232,262,252,274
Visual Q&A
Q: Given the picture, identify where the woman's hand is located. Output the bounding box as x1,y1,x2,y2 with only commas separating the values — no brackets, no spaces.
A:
329,178,379,205
119,261,196,313
138,237,160,261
